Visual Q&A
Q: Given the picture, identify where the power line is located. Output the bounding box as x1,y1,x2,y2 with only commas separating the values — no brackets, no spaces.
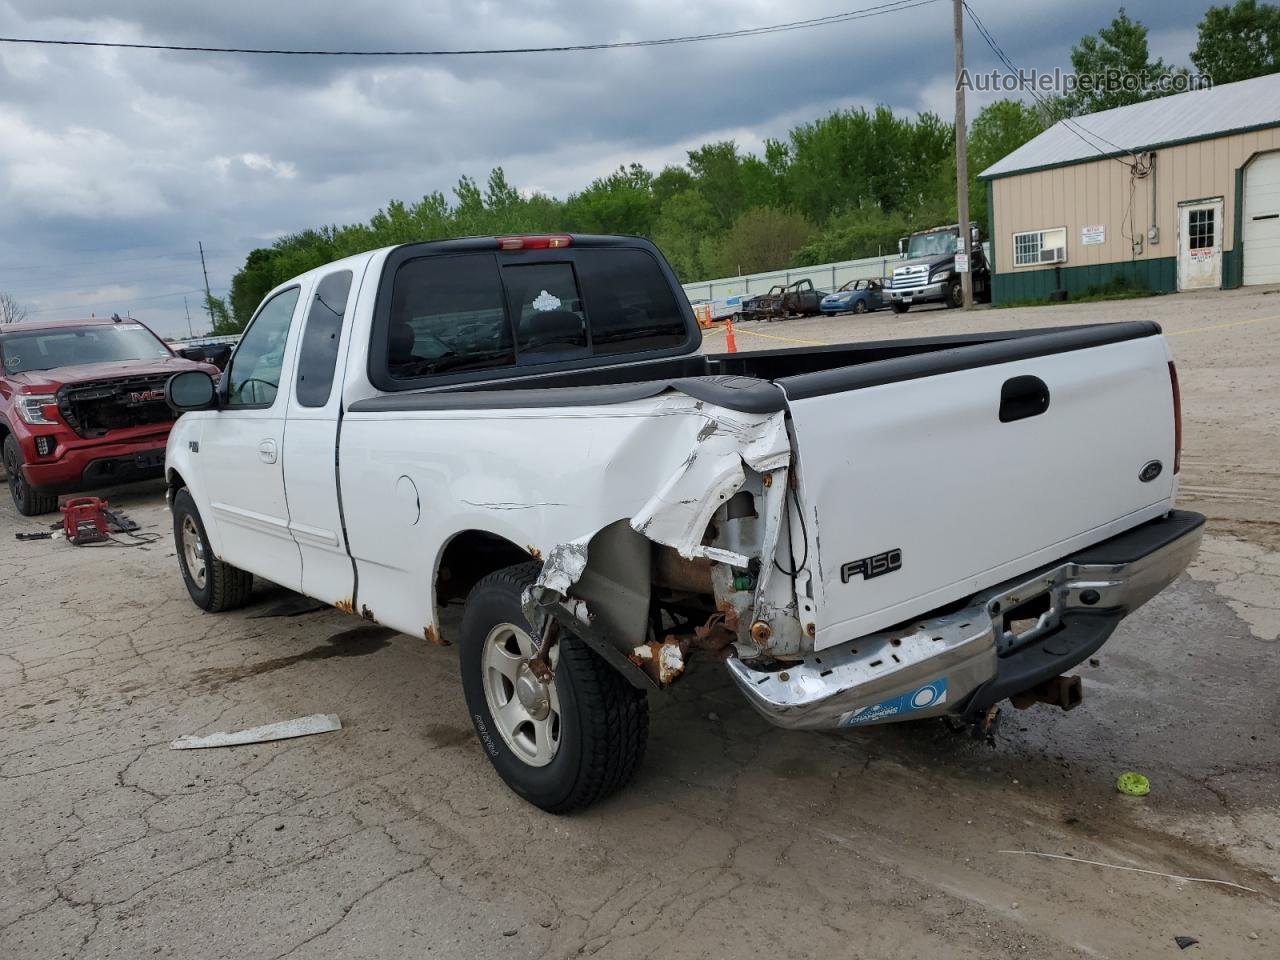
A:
962,1,1138,166
0,1,940,57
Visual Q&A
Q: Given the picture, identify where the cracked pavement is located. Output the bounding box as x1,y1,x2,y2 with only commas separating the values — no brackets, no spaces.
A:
3,289,1279,959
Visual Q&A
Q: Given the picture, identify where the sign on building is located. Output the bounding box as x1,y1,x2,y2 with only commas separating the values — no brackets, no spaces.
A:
1081,225,1106,245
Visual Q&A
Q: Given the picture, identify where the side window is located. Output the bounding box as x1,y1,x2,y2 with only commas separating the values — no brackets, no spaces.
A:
387,254,513,379
574,248,686,356
504,262,588,360
226,287,300,407
296,270,353,407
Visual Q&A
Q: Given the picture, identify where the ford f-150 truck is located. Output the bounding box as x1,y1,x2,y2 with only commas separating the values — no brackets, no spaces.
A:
1,317,218,515
162,234,1202,813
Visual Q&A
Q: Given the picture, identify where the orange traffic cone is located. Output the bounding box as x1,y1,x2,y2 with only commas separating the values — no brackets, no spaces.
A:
724,316,738,353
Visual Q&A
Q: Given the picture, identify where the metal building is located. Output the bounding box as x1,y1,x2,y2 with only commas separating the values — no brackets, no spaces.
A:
980,73,1280,302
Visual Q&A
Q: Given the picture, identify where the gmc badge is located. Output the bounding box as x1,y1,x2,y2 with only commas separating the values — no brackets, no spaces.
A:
841,548,903,583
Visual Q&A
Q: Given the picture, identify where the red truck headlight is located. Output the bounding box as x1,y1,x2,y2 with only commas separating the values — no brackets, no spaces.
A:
15,393,59,426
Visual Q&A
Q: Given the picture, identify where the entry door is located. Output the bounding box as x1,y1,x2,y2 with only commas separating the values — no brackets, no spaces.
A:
200,286,305,591
1178,198,1223,291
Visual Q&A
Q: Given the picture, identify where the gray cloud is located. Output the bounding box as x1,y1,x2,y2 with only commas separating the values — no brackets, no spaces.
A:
0,0,1206,335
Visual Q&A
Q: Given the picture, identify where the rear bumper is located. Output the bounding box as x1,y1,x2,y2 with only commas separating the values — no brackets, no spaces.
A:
725,510,1205,730
23,438,168,494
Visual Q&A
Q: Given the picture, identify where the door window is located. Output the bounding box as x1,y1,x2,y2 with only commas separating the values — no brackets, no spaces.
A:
226,287,300,408
295,271,353,407
1188,207,1216,250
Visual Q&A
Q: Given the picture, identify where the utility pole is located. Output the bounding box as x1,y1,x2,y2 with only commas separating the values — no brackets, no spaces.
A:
953,0,973,309
197,241,212,317
184,296,194,338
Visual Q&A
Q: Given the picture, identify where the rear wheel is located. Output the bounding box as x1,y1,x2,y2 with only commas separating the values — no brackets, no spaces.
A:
891,302,910,314
460,561,648,813
172,488,254,612
3,435,58,516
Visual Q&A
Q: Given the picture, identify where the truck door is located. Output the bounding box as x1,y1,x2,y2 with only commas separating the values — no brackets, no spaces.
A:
282,268,361,605
199,286,305,591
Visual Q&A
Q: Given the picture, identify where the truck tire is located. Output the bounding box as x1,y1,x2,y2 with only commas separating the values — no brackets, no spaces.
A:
4,435,58,516
891,302,910,314
459,561,648,813
945,278,963,308
172,487,254,612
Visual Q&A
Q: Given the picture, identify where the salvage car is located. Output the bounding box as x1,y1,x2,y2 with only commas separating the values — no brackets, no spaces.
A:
820,278,884,315
162,234,1202,813
0,317,218,515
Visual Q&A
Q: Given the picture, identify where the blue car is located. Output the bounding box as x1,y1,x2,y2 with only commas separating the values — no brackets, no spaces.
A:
819,278,885,315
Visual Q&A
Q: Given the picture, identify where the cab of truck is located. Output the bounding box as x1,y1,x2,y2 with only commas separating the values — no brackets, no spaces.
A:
885,222,991,312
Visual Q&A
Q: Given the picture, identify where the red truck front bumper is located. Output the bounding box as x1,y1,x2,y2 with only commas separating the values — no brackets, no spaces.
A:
19,429,169,495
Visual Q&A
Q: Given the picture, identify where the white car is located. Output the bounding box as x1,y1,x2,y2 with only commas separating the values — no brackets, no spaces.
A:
163,234,1202,812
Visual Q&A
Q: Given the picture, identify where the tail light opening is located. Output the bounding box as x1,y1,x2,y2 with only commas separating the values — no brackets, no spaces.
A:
1168,360,1182,474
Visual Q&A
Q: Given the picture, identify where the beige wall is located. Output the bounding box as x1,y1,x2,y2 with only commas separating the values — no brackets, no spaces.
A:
989,126,1280,269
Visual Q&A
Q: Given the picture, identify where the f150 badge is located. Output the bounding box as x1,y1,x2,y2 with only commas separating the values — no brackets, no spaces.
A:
841,548,902,583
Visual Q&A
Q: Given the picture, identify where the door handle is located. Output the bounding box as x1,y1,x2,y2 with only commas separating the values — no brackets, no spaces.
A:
999,375,1050,423
258,439,278,464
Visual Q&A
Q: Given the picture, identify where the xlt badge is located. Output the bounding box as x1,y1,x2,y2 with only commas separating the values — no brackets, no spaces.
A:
841,548,902,583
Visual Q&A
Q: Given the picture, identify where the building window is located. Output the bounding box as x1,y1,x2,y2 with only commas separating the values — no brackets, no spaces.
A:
1013,227,1067,267
1188,207,1216,250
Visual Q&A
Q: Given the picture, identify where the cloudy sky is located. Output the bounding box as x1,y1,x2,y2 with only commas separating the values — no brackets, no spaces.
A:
0,0,1208,336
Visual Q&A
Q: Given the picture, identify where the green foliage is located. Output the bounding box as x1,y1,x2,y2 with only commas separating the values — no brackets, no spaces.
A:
966,99,1049,225
1191,1,1280,84
1062,7,1177,114
703,207,814,278
222,93,1049,314
206,295,239,336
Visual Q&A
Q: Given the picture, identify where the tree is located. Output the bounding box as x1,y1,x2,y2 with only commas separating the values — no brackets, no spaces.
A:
1064,8,1175,114
703,207,812,278
966,99,1048,225
1191,1,1280,84
652,190,720,281
1,291,28,324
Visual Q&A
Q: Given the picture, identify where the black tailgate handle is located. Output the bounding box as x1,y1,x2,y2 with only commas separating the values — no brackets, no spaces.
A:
999,375,1050,423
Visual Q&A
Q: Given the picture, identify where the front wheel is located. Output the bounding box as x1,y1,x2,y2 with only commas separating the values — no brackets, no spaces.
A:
891,302,910,314
4,435,58,516
460,562,648,813
852,299,868,314
945,278,964,308
172,488,254,612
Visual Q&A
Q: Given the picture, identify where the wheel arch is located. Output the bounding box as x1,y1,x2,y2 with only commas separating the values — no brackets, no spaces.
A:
434,527,538,616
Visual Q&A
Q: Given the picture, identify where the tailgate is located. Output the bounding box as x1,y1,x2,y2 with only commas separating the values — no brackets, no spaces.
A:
780,327,1177,651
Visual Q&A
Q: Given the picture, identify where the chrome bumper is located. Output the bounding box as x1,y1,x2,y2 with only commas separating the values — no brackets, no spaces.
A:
726,511,1204,730
885,280,945,302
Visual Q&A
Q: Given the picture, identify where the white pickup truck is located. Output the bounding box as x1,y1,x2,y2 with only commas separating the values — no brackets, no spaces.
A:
163,234,1203,812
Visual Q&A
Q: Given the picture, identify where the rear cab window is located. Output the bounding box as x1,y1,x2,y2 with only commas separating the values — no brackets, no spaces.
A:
373,239,694,388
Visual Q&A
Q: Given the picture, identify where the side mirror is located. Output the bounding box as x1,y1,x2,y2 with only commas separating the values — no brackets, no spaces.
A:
971,226,980,244
897,238,907,258
166,370,217,413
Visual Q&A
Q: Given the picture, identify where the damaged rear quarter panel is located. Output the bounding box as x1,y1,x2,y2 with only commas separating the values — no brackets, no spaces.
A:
338,394,791,649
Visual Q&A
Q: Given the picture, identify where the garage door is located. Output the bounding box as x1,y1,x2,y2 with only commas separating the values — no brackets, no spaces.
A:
1243,150,1280,286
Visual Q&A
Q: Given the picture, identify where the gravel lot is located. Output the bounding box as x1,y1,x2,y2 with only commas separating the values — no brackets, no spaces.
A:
3,287,1278,959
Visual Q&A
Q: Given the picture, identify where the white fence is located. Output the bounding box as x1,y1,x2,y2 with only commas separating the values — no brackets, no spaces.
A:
681,253,899,304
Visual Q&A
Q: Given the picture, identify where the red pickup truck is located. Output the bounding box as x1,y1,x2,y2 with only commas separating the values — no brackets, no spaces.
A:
1,317,218,515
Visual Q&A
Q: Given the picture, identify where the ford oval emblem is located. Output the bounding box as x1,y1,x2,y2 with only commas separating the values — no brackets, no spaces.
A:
1139,460,1163,483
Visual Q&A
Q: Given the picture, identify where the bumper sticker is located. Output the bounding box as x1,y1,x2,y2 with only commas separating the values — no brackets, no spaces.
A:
840,678,948,727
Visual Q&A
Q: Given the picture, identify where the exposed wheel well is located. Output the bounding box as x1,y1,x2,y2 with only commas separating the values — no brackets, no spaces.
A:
435,530,535,607
166,467,186,493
